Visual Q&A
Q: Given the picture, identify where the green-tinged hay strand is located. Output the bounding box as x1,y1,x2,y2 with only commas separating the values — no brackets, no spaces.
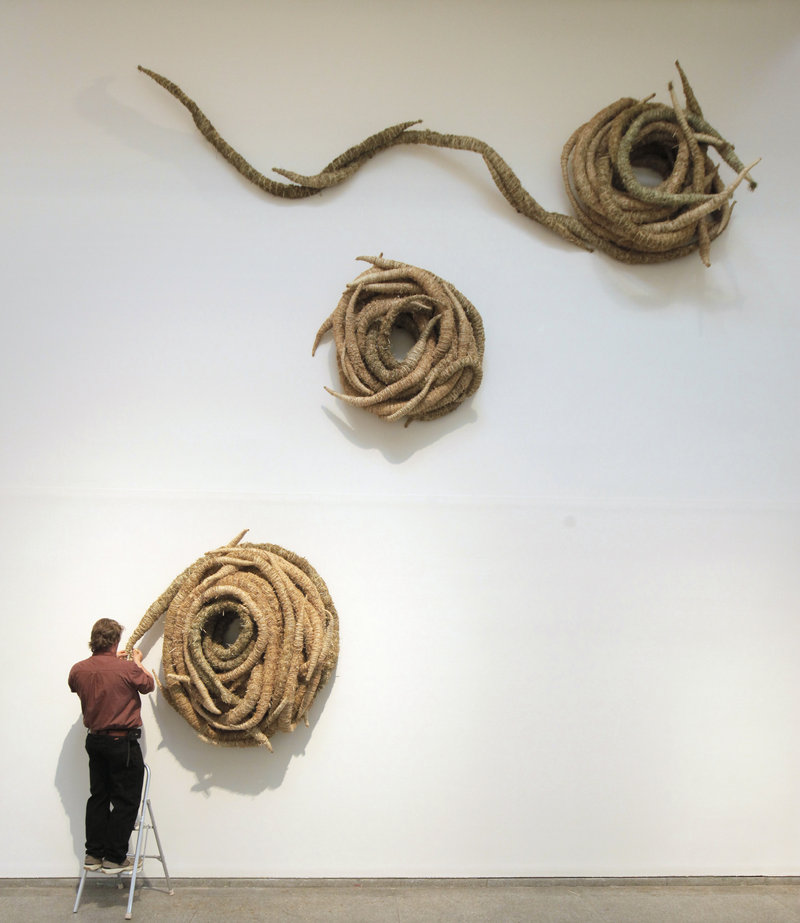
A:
138,62,758,266
126,530,339,750
313,256,485,424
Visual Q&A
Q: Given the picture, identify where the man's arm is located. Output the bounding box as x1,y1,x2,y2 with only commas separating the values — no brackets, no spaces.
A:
119,647,155,690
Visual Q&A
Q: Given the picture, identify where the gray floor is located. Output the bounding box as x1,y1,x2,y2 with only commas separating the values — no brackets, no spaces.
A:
2,878,799,923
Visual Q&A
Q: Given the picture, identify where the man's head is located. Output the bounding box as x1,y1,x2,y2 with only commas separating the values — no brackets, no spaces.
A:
89,618,124,653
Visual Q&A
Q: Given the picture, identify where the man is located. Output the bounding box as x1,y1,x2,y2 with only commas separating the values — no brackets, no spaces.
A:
68,618,155,873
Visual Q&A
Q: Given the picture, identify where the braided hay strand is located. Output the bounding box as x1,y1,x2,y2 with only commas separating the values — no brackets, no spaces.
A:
313,256,485,424
138,62,758,266
125,530,339,750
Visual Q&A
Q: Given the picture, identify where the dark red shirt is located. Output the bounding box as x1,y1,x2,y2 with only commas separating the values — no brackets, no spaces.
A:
68,651,155,731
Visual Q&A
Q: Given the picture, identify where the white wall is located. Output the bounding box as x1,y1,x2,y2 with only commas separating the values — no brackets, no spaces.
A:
1,0,798,877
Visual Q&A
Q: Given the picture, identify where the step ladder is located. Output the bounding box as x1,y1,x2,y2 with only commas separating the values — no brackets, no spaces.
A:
73,762,174,919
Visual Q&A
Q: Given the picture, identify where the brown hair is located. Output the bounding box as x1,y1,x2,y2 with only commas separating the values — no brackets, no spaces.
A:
89,618,123,653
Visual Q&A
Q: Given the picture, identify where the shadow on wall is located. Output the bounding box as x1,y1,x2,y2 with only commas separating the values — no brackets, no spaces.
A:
592,233,748,310
55,711,161,865
147,672,336,797
55,717,91,865
318,338,479,462
55,634,336,864
322,402,478,463
55,678,337,849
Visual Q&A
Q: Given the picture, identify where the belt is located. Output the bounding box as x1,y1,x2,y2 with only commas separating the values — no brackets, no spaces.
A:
90,729,133,737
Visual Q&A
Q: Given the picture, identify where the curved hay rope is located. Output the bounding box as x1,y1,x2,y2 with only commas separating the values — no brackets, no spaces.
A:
126,530,339,750
313,255,484,425
138,62,758,266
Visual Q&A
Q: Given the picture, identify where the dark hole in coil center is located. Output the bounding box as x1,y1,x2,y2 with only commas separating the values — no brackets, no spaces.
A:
208,609,242,648
390,314,420,361
629,140,679,188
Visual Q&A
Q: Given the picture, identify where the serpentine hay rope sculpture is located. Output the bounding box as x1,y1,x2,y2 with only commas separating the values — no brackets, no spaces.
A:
314,255,484,424
138,62,758,266
126,530,339,750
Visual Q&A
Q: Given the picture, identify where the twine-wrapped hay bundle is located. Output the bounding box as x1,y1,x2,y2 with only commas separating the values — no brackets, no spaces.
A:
313,255,484,424
559,64,757,266
138,62,758,266
126,530,339,750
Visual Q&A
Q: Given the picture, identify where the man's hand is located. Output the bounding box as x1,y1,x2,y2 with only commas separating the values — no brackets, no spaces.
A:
117,644,153,682
117,648,144,664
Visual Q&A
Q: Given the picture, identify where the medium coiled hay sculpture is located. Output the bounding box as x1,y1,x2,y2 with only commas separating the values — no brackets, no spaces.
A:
125,530,339,750
138,61,758,266
313,255,484,424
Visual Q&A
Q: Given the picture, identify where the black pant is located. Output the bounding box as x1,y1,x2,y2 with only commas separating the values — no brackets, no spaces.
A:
84,733,144,863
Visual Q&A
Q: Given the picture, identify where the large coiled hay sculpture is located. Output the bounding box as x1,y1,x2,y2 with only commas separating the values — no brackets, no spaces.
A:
313,255,484,424
125,530,339,750
138,62,758,266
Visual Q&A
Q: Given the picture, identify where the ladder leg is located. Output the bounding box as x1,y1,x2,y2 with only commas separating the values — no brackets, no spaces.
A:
124,764,151,920
72,866,88,913
146,799,174,895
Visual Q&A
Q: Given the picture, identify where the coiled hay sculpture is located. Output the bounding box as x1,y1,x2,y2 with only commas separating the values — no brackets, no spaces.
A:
313,255,484,424
138,62,758,266
125,530,339,750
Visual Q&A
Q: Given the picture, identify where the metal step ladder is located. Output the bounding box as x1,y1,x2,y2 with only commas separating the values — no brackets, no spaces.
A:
73,762,173,919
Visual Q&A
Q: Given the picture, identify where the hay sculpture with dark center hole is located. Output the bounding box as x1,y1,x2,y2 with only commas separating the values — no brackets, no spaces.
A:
125,530,339,750
138,62,758,266
313,255,485,424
